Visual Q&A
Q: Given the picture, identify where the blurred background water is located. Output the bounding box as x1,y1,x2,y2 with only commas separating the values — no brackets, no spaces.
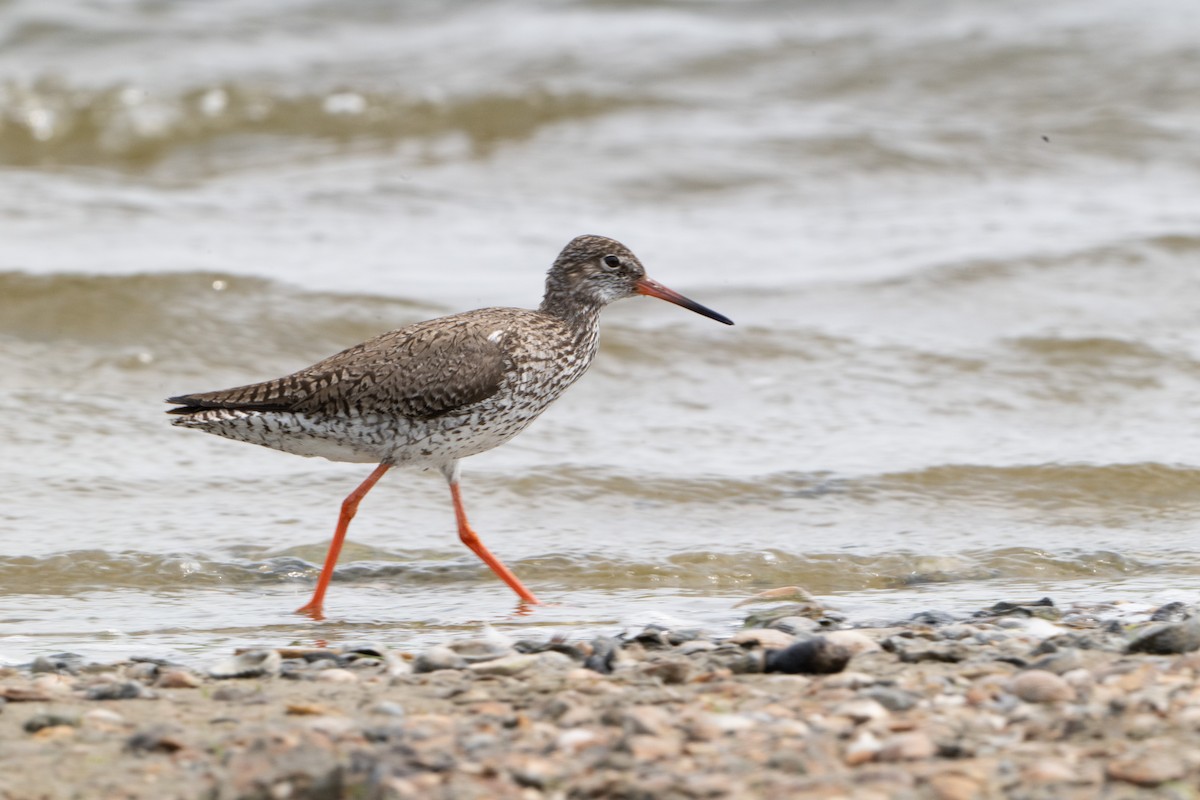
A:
3,0,1200,664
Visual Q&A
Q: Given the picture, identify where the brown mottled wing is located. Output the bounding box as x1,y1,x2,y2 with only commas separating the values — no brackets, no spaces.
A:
166,319,509,420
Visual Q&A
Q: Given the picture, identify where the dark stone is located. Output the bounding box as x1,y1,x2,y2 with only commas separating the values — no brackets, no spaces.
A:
126,725,186,753
631,625,671,649
513,639,586,660
980,597,1059,620
907,610,957,626
343,644,386,658
362,724,406,743
24,712,80,733
584,637,619,674
86,681,149,701
1149,602,1191,623
1128,619,1200,655
129,656,177,667
666,628,705,645
995,656,1029,668
763,637,850,675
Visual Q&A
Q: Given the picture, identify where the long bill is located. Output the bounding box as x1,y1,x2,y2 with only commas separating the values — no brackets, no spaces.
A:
635,277,734,326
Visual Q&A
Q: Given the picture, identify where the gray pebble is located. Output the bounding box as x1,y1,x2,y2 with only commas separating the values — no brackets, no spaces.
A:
533,651,577,671
86,681,150,701
584,637,619,674
413,646,468,673
863,686,921,712
666,628,706,645
125,662,160,682
208,650,282,680
908,610,956,626
371,701,405,717
1011,670,1075,703
30,653,84,675
447,635,515,664
467,654,536,677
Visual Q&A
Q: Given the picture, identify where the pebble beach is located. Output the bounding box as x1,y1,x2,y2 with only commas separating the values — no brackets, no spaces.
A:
4,591,1200,799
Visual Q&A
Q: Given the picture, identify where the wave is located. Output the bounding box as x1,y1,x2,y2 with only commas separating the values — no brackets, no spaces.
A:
0,545,1188,598
869,462,1200,514
0,270,437,365
0,78,645,174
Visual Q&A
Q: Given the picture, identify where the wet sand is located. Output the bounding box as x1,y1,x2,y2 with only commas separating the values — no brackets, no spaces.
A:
2,593,1199,799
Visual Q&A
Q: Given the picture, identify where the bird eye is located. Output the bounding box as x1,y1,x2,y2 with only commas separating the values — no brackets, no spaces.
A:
603,255,621,269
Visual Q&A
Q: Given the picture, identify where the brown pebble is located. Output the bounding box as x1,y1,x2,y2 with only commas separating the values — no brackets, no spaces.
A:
639,659,691,685
30,674,76,694
877,731,936,762
628,733,683,761
1106,749,1186,787
155,669,202,689
622,705,674,738
1011,670,1075,703
1022,757,1077,784
926,772,982,800
32,725,76,741
286,703,340,716
556,728,604,753
823,630,880,657
844,730,881,765
0,687,53,702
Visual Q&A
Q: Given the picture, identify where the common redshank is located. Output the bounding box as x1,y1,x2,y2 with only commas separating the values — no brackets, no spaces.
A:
167,235,733,619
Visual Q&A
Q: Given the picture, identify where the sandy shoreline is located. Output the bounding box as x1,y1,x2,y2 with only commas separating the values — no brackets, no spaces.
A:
2,593,1199,799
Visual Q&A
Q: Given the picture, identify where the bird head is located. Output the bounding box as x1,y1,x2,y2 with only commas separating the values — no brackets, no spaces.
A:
544,235,733,325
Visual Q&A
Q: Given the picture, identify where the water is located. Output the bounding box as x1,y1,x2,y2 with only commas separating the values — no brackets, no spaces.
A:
3,0,1200,664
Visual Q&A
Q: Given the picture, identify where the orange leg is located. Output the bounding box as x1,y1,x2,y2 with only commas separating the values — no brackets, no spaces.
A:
296,462,391,620
444,462,540,604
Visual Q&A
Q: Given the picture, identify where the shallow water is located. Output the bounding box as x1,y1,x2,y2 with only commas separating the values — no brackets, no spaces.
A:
3,0,1200,664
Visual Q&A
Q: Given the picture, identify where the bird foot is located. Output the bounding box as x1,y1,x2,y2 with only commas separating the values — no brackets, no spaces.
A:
295,601,327,621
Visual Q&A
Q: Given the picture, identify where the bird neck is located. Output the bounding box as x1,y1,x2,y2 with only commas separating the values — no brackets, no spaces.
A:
538,291,605,335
